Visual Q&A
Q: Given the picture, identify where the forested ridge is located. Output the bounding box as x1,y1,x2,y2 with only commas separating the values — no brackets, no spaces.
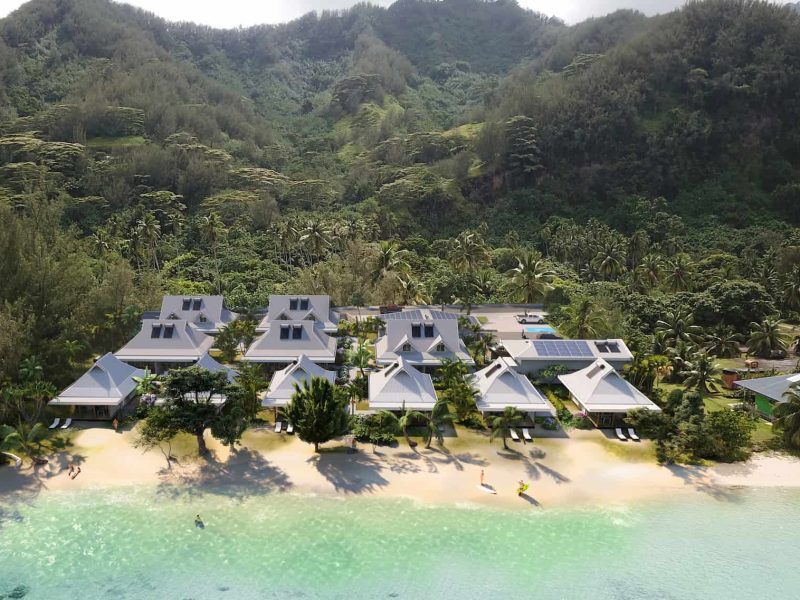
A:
1,0,799,415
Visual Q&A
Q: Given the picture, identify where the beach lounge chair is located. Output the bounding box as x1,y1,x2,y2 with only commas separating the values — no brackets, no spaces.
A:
287,423,294,434
274,421,282,433
522,428,533,442
48,418,60,429
615,427,627,441
628,428,640,441
509,428,520,442
61,418,72,429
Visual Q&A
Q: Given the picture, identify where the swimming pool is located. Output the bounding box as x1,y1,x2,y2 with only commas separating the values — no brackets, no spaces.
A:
525,325,556,334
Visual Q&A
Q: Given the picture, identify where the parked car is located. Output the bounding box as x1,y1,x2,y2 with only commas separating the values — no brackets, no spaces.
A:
516,314,546,324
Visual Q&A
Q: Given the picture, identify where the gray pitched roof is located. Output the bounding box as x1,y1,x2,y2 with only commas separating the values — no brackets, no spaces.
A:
195,352,239,383
263,354,336,407
375,310,473,366
558,358,660,413
115,319,215,362
472,357,555,414
159,295,238,332
50,353,144,406
369,358,438,411
257,294,339,332
735,373,800,402
243,320,337,363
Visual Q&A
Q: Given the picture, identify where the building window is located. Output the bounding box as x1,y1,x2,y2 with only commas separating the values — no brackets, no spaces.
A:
401,343,411,352
151,324,163,338
163,324,175,339
182,298,191,311
280,325,290,340
435,343,445,352
411,323,421,338
424,324,434,338
192,298,202,310
299,298,309,310
289,298,299,310
292,325,303,340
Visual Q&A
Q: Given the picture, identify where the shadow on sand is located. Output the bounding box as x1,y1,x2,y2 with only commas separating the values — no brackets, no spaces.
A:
307,446,390,493
157,447,292,500
0,448,88,508
666,464,744,502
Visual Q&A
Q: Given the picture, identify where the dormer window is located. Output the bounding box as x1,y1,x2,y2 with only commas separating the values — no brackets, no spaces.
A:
292,325,303,340
151,324,163,338
163,324,175,339
307,314,316,321
299,298,309,310
167,313,179,320
411,323,421,338
289,298,299,310
401,343,412,352
435,343,445,352
424,324,434,338
280,325,291,340
182,298,191,311
192,298,202,310
198,313,208,323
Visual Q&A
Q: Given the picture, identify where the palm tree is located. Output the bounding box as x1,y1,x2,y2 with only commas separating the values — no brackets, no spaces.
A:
397,276,430,305
628,230,650,270
747,318,788,358
471,269,496,300
299,222,332,266
559,297,609,339
680,352,721,397
1,422,52,463
132,368,159,398
663,254,694,292
0,425,23,467
704,326,743,358
636,254,663,288
19,356,43,382
347,338,372,380
773,383,800,449
423,399,453,449
509,251,555,303
467,332,495,368
379,401,425,447
136,212,161,270
447,230,491,276
371,241,410,283
490,406,524,450
63,339,85,367
199,212,226,294
783,266,800,310
590,240,627,280
655,310,704,347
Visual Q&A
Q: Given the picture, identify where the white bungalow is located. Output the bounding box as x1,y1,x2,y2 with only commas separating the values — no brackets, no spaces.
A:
159,295,238,334
501,338,633,376
195,351,239,383
558,358,661,427
243,320,337,366
49,353,144,420
115,319,215,372
472,357,556,416
369,358,438,411
263,354,336,408
374,309,473,371
257,294,339,333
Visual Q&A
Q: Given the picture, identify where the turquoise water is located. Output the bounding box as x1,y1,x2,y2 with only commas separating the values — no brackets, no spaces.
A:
525,325,555,334
0,486,798,599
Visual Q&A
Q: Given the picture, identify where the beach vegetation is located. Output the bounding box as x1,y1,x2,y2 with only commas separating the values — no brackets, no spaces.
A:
285,377,349,452
489,406,524,450
772,383,800,450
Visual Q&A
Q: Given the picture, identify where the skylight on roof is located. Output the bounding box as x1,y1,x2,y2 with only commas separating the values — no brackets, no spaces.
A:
424,324,434,338
289,298,299,310
151,324,163,338
280,325,290,340
384,363,400,376
292,325,303,340
182,298,191,310
192,298,202,310
299,298,309,310
163,324,175,339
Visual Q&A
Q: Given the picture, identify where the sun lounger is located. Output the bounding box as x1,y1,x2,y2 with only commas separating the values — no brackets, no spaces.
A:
615,427,627,441
287,423,294,434
522,428,533,442
274,421,282,433
61,418,72,429
628,428,640,441
509,428,520,442
48,418,60,429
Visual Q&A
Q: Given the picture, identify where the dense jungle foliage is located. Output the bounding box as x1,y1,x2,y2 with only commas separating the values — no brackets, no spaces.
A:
1,0,799,400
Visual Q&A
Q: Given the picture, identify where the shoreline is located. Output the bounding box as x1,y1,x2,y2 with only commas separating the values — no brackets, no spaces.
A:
2,426,800,510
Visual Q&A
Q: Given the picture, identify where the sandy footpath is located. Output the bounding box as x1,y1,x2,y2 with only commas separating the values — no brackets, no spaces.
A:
2,425,800,509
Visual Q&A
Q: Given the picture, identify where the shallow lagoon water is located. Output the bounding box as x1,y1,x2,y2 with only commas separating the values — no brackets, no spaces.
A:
0,486,797,599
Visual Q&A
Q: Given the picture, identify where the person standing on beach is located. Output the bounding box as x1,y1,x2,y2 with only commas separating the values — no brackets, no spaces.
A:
112,418,119,432
68,464,74,477
480,469,484,486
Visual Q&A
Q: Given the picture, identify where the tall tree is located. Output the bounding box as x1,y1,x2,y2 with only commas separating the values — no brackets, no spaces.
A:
284,377,349,452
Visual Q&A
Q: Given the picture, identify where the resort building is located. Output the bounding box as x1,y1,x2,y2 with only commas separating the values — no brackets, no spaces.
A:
735,372,800,420
374,309,473,371
263,354,336,408
501,338,633,376
257,294,339,333
195,351,239,383
159,295,238,334
242,320,337,367
369,357,438,411
49,353,144,420
558,358,661,427
115,319,215,372
472,357,556,417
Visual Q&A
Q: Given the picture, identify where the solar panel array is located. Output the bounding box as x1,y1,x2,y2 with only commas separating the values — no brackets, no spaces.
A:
382,310,423,320
427,310,459,320
532,340,593,358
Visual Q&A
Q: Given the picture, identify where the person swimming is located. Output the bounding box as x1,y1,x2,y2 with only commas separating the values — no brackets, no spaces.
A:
195,514,204,529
